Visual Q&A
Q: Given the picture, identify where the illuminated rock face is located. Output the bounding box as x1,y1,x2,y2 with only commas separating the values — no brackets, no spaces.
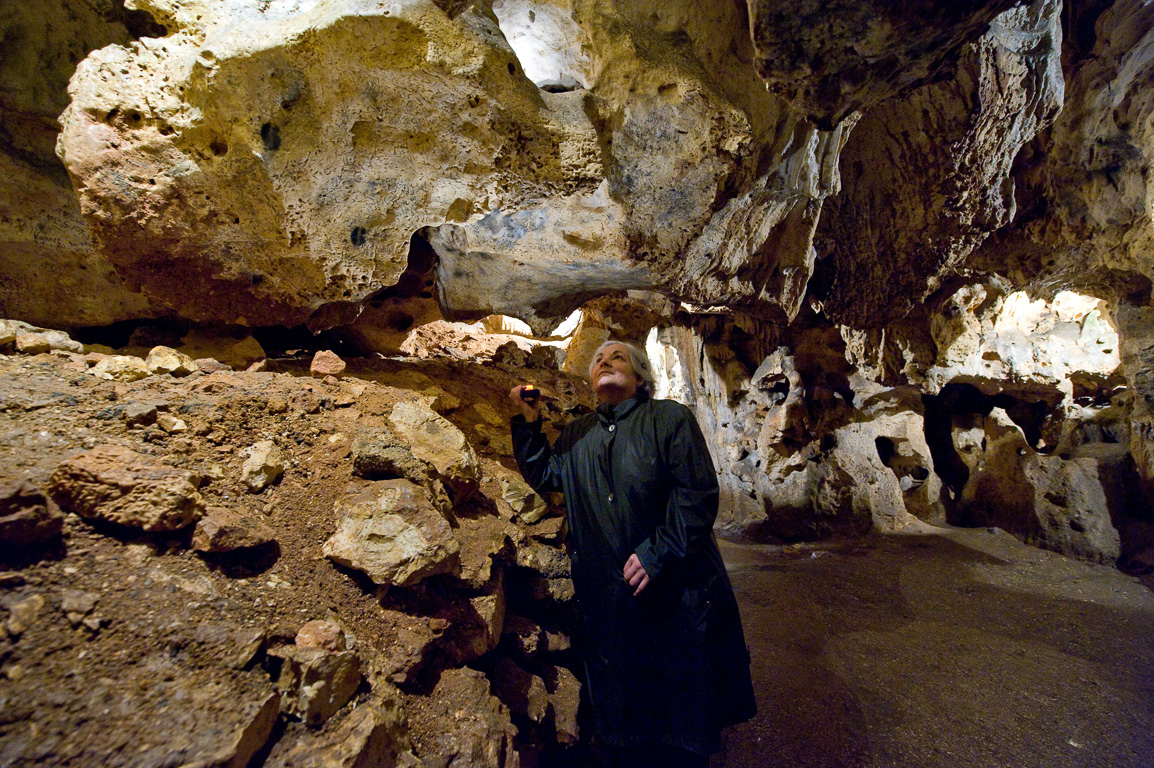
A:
0,0,163,327
54,0,1029,333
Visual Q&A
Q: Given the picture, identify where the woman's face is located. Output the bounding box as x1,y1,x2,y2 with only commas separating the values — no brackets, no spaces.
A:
591,343,641,403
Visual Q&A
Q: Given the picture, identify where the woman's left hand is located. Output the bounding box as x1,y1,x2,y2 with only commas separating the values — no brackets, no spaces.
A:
624,554,650,596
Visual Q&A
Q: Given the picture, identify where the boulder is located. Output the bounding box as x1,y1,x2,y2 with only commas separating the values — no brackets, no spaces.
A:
46,445,205,531
495,467,549,524
145,345,198,376
389,399,480,502
271,645,362,727
416,668,517,768
322,480,460,587
310,350,347,379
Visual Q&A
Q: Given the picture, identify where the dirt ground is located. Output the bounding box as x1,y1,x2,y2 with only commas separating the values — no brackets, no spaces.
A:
716,531,1154,768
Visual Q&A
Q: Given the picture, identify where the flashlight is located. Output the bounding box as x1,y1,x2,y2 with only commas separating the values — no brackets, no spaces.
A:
519,385,540,403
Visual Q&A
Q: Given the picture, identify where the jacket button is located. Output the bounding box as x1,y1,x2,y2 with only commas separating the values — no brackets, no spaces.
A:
608,424,615,432
608,493,614,503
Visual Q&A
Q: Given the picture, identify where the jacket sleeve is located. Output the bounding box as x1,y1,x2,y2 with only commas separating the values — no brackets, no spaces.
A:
634,404,720,582
511,415,563,495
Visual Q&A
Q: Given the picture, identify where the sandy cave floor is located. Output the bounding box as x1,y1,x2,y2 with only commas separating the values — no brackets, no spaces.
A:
715,532,1154,768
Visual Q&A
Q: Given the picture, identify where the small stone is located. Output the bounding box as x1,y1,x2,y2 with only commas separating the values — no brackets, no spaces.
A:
241,441,288,492
195,357,232,373
266,396,288,414
145,345,198,376
310,350,346,379
192,507,277,552
123,402,159,428
82,615,103,632
60,589,99,627
296,619,347,652
5,594,45,636
157,412,188,433
15,333,51,355
231,629,267,669
247,360,268,372
0,482,64,549
323,375,340,386
89,355,151,381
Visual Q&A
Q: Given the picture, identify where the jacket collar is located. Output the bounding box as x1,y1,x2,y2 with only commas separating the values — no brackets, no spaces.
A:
597,389,649,425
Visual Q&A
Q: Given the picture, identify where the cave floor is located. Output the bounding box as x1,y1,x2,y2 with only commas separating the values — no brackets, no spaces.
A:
715,529,1154,768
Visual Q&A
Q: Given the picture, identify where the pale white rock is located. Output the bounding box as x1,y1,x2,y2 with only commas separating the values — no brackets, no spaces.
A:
157,412,188,433
89,355,152,382
389,399,480,502
145,345,198,376
495,467,549,524
241,441,288,492
322,480,460,588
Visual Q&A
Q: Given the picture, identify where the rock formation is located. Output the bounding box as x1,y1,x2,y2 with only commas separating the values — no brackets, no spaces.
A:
3,0,1154,764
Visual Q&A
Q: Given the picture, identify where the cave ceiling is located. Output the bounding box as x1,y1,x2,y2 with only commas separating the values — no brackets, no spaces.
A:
0,0,1150,338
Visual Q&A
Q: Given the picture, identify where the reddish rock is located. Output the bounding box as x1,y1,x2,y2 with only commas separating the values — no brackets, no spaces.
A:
310,350,346,379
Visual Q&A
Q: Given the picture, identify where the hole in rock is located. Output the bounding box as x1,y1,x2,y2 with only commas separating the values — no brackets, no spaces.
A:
260,122,281,151
350,227,367,246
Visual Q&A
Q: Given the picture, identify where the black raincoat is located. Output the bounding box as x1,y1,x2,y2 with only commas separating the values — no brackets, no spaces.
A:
512,390,756,755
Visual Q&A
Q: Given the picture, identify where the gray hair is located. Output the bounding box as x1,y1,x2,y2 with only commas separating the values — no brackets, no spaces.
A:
588,340,656,393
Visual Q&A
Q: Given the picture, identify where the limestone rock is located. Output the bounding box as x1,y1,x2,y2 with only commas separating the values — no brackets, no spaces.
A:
352,427,429,485
322,480,460,587
192,506,277,553
310,350,347,379
271,645,362,727
813,0,1064,327
157,412,188,433
60,589,99,627
417,667,517,768
123,402,158,428
46,444,205,531
389,399,480,502
0,481,64,548
88,355,151,382
179,330,266,370
145,345,198,376
267,693,407,768
496,468,548,524
241,440,288,492
953,409,1122,563
546,664,581,745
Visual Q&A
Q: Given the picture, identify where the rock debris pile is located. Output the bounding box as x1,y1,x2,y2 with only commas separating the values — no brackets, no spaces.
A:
0,326,590,767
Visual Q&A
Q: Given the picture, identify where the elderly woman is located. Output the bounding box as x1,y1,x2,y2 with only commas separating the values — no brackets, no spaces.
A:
509,341,756,768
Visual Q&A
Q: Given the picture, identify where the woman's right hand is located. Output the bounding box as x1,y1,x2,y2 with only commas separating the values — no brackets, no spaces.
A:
509,384,543,422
